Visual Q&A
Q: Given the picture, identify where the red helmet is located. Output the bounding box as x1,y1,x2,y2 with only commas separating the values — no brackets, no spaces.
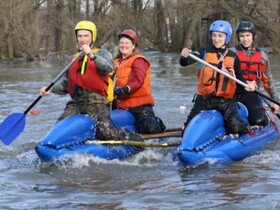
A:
118,29,139,45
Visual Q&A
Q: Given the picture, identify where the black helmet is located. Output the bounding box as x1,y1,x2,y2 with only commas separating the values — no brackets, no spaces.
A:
236,21,256,40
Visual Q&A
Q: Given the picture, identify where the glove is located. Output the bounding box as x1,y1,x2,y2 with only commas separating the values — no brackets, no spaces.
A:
114,86,129,97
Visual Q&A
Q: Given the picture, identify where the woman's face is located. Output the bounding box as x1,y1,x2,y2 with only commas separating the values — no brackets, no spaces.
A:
211,31,227,48
119,37,135,58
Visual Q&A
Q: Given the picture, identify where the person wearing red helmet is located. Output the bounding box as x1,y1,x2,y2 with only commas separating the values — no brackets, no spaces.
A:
231,21,280,126
39,21,142,141
113,29,166,134
180,20,256,135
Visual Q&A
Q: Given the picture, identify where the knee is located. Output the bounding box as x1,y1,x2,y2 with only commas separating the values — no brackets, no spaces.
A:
249,110,268,126
135,117,166,134
225,116,250,134
250,117,268,126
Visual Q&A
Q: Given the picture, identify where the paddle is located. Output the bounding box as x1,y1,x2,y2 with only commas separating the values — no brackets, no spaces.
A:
188,53,280,107
261,96,280,119
86,140,181,147
165,127,183,132
141,131,181,139
0,52,83,145
86,130,182,147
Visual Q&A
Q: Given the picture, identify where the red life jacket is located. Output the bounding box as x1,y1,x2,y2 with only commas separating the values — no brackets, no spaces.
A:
67,52,109,98
197,50,236,99
236,48,266,81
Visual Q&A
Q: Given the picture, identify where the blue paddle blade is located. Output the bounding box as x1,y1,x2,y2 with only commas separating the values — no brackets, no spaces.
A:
0,113,26,145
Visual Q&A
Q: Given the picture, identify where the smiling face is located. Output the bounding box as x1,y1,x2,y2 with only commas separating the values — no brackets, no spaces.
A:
76,30,92,47
118,37,136,58
211,31,227,49
238,31,253,48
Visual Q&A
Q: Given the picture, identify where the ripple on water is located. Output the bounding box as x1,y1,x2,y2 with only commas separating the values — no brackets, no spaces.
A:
1,54,280,209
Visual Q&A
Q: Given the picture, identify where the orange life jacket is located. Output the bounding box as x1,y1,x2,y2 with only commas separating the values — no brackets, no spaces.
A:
114,54,154,109
236,47,266,81
67,51,109,98
197,51,236,99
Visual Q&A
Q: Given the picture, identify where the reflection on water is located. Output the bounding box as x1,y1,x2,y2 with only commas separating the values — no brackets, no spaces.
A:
1,53,280,209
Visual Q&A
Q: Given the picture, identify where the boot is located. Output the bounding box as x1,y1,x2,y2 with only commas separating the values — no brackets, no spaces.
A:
122,128,143,141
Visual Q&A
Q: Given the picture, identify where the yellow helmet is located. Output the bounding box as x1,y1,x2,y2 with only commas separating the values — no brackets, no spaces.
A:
75,21,97,42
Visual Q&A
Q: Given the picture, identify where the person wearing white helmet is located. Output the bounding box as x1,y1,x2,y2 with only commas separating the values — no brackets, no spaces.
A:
40,21,142,141
180,20,256,135
231,21,280,126
113,29,166,134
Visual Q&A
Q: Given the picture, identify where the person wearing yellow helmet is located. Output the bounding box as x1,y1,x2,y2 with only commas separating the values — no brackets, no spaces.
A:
74,20,97,44
39,21,142,141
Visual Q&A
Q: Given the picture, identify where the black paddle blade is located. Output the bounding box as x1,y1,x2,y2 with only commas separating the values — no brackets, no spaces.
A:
0,113,26,145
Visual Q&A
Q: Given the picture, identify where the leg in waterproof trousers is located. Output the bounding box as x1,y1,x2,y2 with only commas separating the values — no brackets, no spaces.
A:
56,100,78,123
90,103,125,140
87,93,142,141
182,95,208,136
236,92,268,126
217,99,250,135
129,105,166,134
93,105,142,141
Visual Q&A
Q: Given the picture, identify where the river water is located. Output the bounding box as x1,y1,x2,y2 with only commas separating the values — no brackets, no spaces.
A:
1,52,280,209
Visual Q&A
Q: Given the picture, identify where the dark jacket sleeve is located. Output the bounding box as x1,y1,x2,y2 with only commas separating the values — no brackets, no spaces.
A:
234,56,248,91
179,47,206,66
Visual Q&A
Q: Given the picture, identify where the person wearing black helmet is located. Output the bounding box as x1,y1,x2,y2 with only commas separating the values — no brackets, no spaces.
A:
113,29,166,134
180,20,257,135
231,21,280,126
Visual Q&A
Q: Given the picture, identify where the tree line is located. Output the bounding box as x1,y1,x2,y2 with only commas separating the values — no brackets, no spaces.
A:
0,0,279,61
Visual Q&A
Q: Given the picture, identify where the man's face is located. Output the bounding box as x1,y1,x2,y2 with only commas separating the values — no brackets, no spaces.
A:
238,31,253,48
76,30,92,46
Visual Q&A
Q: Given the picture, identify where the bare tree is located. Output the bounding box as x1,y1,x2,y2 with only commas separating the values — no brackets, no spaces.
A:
0,0,47,60
219,0,280,53
0,0,279,61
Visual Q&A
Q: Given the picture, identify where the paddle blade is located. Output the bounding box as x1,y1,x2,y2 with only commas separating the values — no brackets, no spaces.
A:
0,113,26,145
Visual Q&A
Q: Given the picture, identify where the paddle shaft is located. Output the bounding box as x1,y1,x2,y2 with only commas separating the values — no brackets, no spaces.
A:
85,131,182,147
24,52,83,114
165,127,183,132
87,140,181,147
261,96,280,119
189,53,280,106
141,131,181,139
